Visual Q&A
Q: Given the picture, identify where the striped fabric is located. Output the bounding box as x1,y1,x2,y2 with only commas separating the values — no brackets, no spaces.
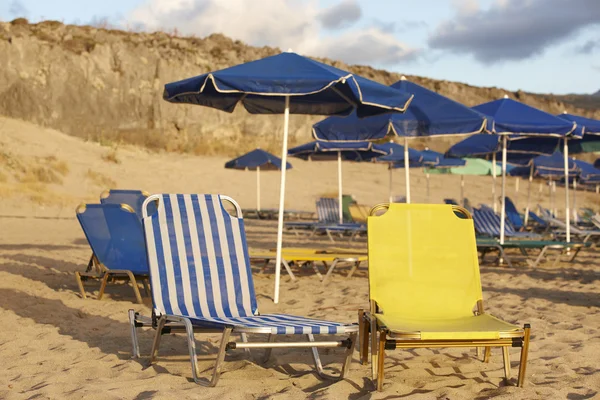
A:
316,198,340,223
143,194,350,334
473,207,532,238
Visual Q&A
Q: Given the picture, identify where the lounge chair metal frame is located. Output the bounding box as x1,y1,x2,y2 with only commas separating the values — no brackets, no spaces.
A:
130,194,358,386
74,203,150,304
361,203,531,391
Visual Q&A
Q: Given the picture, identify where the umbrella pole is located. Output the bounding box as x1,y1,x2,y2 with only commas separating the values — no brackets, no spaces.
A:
338,151,343,224
256,166,261,212
524,163,533,226
389,165,393,203
492,152,497,212
515,177,520,206
564,138,570,243
596,184,599,195
274,96,290,304
426,172,430,203
460,175,465,205
500,136,507,245
553,181,557,217
404,137,410,204
573,179,577,224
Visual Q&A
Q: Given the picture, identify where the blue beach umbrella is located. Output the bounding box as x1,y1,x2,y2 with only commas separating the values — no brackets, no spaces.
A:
372,142,426,202
473,96,577,243
446,133,560,213
312,76,489,203
509,152,578,225
288,141,386,223
559,113,600,153
225,148,292,212
164,51,413,304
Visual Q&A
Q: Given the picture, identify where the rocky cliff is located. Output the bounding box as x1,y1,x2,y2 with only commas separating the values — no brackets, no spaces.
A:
1,19,599,155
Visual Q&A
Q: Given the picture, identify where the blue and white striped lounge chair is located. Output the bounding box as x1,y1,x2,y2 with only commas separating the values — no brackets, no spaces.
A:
129,194,358,386
473,206,539,239
313,198,366,242
75,203,150,304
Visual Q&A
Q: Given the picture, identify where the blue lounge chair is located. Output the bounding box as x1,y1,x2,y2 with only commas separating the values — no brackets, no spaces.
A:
75,203,149,303
473,206,538,239
129,194,358,386
504,197,524,231
100,189,156,220
313,198,366,241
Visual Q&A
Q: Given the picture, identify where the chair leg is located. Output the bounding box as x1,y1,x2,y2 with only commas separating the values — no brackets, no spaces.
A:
307,333,356,380
75,272,87,299
128,309,141,358
370,316,378,379
476,347,482,359
517,324,531,387
281,259,297,281
142,279,151,296
126,272,144,304
346,261,360,278
359,310,369,365
181,318,231,387
261,334,274,364
97,273,109,300
323,260,339,282
149,315,167,365
376,329,387,391
502,346,511,381
531,246,549,268
240,332,251,357
483,346,491,363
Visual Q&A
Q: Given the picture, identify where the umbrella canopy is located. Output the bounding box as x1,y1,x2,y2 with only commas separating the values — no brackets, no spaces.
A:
225,148,292,171
474,97,576,137
288,141,385,161
165,51,412,304
312,76,489,141
428,158,506,176
474,96,578,244
573,159,600,183
445,133,559,165
164,52,413,117
225,148,292,213
370,142,425,202
559,113,600,153
509,152,578,179
421,149,466,168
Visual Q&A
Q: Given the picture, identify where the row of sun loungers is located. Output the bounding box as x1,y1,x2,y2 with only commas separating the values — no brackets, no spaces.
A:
74,189,535,391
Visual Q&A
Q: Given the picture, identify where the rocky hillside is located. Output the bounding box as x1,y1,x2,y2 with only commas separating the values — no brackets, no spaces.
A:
1,19,599,155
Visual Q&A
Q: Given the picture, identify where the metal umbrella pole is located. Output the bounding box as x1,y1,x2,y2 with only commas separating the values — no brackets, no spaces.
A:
274,96,290,304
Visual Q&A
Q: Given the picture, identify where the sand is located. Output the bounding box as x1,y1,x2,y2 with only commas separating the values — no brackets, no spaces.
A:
0,116,599,399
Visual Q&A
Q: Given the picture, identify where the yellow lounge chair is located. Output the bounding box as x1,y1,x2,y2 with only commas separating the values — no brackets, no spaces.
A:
349,204,371,223
250,249,367,282
360,203,531,391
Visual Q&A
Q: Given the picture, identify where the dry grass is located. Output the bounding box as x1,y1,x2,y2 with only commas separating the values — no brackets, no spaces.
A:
85,169,116,188
101,147,120,164
17,156,70,184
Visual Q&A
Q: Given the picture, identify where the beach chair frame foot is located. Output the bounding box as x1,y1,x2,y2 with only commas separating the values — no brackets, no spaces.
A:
76,269,145,303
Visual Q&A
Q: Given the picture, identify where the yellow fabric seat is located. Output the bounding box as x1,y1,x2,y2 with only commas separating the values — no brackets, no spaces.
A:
362,203,530,391
375,313,522,340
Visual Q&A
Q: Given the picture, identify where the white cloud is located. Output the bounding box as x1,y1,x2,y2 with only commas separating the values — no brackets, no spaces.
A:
127,0,419,66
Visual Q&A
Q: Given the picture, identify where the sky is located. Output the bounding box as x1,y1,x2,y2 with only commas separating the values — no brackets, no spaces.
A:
1,0,599,95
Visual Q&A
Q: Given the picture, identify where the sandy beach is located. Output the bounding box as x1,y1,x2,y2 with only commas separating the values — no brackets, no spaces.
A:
1,116,599,399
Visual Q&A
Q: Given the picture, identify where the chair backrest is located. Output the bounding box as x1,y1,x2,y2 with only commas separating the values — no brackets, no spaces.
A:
472,206,517,237
316,198,342,223
367,204,483,319
349,204,370,223
504,197,524,231
444,198,459,205
142,194,258,319
528,211,547,227
100,189,156,220
76,203,148,275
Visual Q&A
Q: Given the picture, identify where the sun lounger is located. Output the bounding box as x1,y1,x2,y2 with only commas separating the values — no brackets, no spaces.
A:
504,197,524,231
75,203,150,303
361,203,530,391
100,189,155,220
540,211,600,243
129,194,358,386
473,206,539,239
477,237,589,268
250,248,367,281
